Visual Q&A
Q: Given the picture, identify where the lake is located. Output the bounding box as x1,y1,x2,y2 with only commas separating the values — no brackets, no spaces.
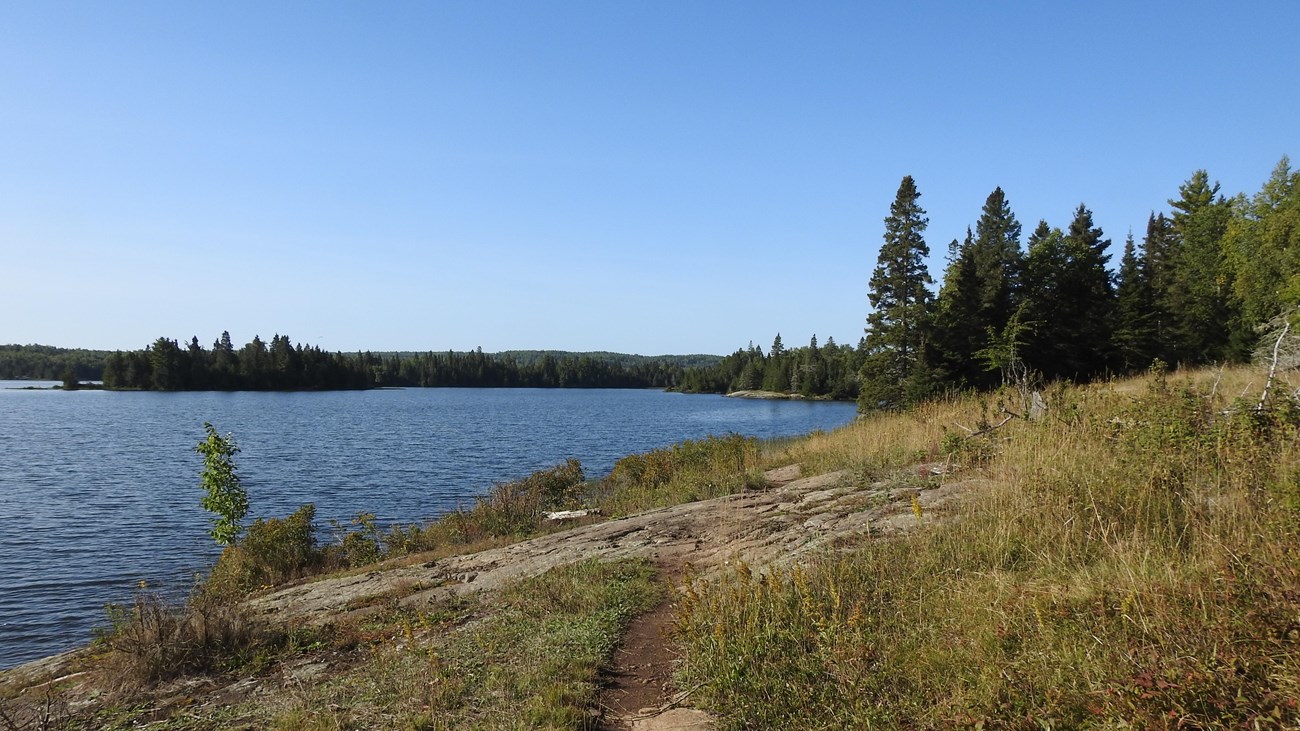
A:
0,383,856,669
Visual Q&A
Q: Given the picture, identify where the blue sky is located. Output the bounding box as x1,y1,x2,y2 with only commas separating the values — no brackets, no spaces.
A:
2,1,1297,355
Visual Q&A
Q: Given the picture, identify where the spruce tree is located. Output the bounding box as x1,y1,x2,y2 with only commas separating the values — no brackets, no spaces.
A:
929,188,1023,389
860,176,935,410
971,187,1024,333
1059,204,1115,378
931,231,982,386
1020,221,1069,375
1142,213,1179,363
1113,232,1156,371
1019,208,1114,381
1164,170,1238,363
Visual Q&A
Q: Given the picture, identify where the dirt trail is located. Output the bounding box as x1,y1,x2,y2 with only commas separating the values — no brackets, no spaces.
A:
596,559,686,730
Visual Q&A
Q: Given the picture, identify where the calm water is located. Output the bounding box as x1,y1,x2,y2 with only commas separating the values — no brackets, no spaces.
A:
0,383,855,668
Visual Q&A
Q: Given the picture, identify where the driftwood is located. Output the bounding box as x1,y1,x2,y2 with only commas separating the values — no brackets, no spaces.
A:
545,509,600,521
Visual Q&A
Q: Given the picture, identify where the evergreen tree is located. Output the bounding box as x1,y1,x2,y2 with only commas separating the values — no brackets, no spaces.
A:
859,176,936,410
1113,232,1156,371
761,333,789,392
1163,170,1239,363
931,230,983,387
1020,209,1114,381
799,334,825,396
1059,204,1115,378
1020,221,1068,375
1141,213,1179,363
971,187,1024,331
150,337,184,390
929,188,1023,389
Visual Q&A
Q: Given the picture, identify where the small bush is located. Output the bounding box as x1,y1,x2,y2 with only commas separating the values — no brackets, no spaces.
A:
97,586,267,686
599,433,761,513
323,512,384,569
205,503,322,597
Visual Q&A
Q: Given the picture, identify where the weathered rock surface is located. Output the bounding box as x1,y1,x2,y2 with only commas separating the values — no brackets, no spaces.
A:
250,465,973,627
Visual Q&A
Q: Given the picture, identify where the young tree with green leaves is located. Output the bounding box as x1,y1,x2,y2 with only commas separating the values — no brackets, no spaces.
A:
859,176,936,410
196,422,249,546
1224,156,1300,327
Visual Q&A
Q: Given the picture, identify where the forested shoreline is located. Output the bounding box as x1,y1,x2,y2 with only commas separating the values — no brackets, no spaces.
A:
683,157,1300,407
0,340,710,391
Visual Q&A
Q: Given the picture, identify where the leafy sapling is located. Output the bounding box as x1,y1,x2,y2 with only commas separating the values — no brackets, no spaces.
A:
196,422,249,546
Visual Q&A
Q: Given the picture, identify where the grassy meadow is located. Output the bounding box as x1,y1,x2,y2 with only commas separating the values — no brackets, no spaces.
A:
676,365,1300,729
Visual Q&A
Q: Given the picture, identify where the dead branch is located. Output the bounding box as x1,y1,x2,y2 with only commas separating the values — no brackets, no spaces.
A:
952,414,1015,439
1257,319,1291,412
1209,364,1224,400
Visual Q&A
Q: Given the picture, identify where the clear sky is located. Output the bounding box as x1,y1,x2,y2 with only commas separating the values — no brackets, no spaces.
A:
2,1,1297,355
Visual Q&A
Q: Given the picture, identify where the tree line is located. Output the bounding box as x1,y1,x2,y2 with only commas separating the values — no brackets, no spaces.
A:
94,333,693,391
0,344,111,381
681,157,1300,408
677,333,867,400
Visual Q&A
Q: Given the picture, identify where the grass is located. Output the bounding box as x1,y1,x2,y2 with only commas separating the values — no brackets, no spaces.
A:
260,558,661,730
32,559,658,730
673,365,1300,729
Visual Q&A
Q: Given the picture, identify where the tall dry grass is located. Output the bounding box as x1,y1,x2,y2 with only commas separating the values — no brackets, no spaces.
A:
676,366,1300,729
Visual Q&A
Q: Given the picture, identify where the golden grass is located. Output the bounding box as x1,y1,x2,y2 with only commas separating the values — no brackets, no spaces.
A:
675,366,1300,729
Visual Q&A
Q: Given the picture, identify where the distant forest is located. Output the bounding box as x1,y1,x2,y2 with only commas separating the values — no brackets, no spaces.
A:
0,340,716,391
683,157,1300,408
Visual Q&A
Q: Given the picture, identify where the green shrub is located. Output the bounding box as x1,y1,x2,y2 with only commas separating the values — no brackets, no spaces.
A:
599,433,761,513
205,503,321,597
324,512,384,568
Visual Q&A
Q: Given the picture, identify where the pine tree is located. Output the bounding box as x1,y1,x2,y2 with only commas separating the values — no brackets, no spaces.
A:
799,334,825,396
1020,221,1068,375
1059,204,1115,378
931,231,980,386
860,176,935,410
928,189,1023,389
